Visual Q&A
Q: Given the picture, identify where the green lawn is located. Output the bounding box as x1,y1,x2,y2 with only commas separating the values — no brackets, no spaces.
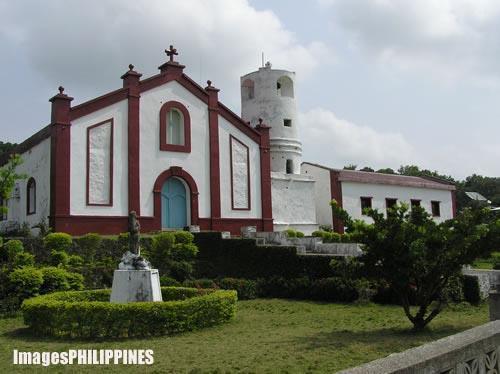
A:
473,251,500,269
0,299,488,373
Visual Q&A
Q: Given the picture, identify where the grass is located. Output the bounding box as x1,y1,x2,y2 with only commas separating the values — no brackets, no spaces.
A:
473,251,500,269
0,299,488,373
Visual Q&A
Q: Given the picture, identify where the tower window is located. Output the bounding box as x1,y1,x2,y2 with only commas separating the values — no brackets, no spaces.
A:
277,76,294,98
241,79,255,100
286,159,294,174
431,201,441,217
283,119,292,127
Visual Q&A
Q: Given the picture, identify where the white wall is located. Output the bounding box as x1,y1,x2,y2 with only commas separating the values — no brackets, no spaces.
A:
342,181,454,224
70,100,128,216
140,81,211,218
301,163,332,227
271,172,316,226
3,137,51,228
219,116,262,219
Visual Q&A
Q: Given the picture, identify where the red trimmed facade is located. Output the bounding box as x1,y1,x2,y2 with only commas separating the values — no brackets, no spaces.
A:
43,49,273,235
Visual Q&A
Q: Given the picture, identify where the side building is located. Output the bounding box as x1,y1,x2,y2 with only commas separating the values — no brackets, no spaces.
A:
301,162,456,233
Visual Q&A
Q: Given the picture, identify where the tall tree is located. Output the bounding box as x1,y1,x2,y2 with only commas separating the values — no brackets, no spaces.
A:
0,154,25,215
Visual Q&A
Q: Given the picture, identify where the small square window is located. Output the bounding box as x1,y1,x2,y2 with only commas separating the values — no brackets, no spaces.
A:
360,197,372,215
386,198,397,210
431,201,441,217
411,199,421,208
284,119,292,127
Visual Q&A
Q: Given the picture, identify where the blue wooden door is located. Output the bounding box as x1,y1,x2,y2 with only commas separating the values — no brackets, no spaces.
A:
161,178,187,229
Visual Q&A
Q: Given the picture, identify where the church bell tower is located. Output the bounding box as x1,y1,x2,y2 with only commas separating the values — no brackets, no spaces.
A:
240,62,302,175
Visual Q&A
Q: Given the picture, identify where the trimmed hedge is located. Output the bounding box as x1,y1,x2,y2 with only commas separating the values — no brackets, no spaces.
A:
193,232,333,279
22,287,237,338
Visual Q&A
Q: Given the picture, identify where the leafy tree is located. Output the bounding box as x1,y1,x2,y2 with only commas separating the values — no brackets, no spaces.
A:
0,141,17,157
332,201,500,331
343,164,357,170
359,166,374,172
376,167,396,174
0,154,26,216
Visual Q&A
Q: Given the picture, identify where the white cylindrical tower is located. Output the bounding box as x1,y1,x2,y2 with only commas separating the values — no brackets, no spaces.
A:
241,62,302,174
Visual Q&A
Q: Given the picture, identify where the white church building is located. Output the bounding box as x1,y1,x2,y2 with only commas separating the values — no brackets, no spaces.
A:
0,47,455,236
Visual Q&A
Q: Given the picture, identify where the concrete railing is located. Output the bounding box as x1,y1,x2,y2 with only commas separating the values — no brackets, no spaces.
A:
339,320,500,373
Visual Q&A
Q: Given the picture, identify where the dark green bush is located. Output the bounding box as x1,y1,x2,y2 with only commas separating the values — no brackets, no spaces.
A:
22,287,237,338
183,278,219,289
160,276,181,287
256,277,312,299
310,277,359,302
441,275,464,303
462,275,481,305
285,229,297,238
296,231,305,238
218,278,257,300
8,267,44,300
44,233,72,252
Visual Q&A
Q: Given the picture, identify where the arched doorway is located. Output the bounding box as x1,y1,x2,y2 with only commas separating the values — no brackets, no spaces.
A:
161,177,189,229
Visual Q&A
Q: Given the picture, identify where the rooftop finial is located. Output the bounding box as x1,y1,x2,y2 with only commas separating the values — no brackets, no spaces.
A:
129,64,134,71
258,118,263,125
265,61,272,69
165,45,178,62
207,80,212,87
58,86,64,94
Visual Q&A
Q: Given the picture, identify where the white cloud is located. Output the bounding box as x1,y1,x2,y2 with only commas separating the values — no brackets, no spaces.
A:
299,107,500,179
299,108,415,170
320,0,500,83
0,0,332,109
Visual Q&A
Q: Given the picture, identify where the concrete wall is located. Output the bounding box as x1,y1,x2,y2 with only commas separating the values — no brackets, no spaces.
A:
1,137,51,230
139,81,211,218
340,320,500,373
70,99,128,216
301,163,332,228
271,172,317,235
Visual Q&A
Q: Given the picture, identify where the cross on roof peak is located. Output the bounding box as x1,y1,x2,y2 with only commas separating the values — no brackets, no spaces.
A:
165,45,178,62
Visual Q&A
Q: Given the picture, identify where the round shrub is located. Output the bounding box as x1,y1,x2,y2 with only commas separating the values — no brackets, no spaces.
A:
173,231,194,244
285,229,297,238
40,267,70,294
13,252,35,268
8,267,43,300
22,287,237,338
4,240,24,261
296,231,305,238
310,277,359,302
49,250,69,266
65,272,84,291
183,278,219,289
44,232,72,252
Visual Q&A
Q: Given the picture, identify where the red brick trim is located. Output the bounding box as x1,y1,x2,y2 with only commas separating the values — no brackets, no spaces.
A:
70,88,128,121
206,83,221,227
26,177,36,215
229,135,251,211
159,101,191,153
330,170,344,234
153,167,199,229
256,123,273,231
86,119,114,206
126,78,141,215
218,103,261,144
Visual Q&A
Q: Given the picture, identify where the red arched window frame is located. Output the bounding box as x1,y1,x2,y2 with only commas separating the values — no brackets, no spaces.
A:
159,101,191,153
27,177,36,215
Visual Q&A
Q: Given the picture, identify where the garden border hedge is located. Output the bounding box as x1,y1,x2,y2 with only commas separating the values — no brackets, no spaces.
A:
21,287,237,338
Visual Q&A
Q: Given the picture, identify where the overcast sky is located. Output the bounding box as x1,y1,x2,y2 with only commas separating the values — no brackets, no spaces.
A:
1,0,499,179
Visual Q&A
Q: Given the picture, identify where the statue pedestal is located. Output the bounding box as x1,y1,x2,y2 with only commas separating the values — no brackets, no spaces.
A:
110,269,163,303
